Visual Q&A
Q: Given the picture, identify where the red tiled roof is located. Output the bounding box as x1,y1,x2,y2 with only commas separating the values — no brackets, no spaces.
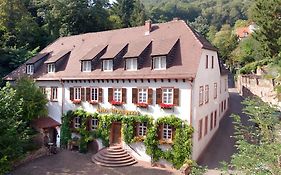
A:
4,20,217,81
124,40,151,58
236,27,250,38
32,117,61,129
45,50,71,64
80,45,107,61
26,52,50,64
100,43,128,59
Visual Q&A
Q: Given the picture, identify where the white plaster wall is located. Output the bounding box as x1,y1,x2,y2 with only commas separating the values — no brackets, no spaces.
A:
219,74,230,118
191,49,222,161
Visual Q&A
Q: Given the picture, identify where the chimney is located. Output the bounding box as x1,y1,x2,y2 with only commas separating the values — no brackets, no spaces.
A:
145,20,152,36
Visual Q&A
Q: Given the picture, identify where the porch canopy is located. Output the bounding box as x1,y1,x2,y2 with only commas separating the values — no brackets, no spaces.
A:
32,117,61,129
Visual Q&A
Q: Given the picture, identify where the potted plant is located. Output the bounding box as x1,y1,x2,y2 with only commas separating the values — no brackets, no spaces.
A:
89,100,98,105
136,102,148,108
111,100,123,106
160,103,174,109
72,99,81,104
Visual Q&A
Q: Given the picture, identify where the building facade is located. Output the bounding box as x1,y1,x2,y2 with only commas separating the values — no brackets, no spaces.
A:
5,19,229,162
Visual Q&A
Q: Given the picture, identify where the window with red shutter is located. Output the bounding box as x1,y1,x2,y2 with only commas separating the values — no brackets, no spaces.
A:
98,88,103,103
122,88,127,103
198,119,203,140
108,88,113,102
86,88,91,101
148,88,153,105
173,88,179,106
156,88,162,104
132,88,138,104
70,87,74,101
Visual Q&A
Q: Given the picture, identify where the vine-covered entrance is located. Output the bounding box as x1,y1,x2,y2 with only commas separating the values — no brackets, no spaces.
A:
110,122,122,145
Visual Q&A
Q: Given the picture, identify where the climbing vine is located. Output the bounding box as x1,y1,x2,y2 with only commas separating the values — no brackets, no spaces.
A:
61,109,193,169
60,110,73,148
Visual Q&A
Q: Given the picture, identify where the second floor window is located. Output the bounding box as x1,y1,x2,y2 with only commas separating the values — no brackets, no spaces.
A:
48,63,55,73
199,86,204,106
91,88,98,102
162,88,173,104
74,87,81,100
214,83,217,99
163,124,172,140
113,88,122,102
138,88,148,103
126,58,137,70
205,85,209,103
51,87,58,101
103,60,113,71
26,64,34,75
82,61,91,72
138,122,147,136
153,56,166,70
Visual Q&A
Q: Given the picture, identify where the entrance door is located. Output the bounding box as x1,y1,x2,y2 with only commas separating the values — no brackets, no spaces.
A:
110,122,122,145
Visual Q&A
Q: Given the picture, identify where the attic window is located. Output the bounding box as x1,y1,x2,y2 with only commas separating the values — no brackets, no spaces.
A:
125,58,137,71
26,64,34,75
153,56,166,70
103,59,113,71
82,61,91,72
48,63,55,73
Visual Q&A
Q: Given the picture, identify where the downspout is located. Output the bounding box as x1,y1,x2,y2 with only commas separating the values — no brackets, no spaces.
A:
60,78,65,117
189,78,194,126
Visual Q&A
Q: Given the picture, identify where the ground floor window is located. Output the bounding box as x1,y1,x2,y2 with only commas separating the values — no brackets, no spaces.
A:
74,117,80,128
74,87,81,100
113,88,122,102
163,124,172,140
91,118,98,130
138,122,147,136
51,87,58,101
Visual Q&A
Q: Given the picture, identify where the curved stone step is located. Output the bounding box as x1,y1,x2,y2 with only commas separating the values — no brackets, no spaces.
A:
92,145,137,167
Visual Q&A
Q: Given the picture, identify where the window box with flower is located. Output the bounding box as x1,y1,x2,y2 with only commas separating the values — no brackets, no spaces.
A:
89,100,99,105
160,103,174,109
136,102,148,108
111,100,123,106
72,99,81,104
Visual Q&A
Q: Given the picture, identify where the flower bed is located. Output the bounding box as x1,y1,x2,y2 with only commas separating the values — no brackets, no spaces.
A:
136,102,148,108
160,103,174,109
111,100,123,106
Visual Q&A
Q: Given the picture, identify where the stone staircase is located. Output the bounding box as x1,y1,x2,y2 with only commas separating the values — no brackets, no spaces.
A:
92,145,137,167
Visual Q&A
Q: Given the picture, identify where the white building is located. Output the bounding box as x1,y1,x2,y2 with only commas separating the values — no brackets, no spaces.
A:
5,19,229,162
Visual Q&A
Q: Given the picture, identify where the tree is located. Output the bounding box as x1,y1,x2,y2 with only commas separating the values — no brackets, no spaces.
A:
0,83,29,174
226,98,281,174
14,77,48,122
189,16,209,36
250,0,281,60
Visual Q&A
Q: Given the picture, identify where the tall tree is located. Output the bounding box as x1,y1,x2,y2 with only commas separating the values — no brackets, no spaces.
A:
250,0,281,60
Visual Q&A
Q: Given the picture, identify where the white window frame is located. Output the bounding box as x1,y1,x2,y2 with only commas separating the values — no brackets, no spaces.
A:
138,122,147,136
74,87,81,100
91,88,98,102
138,88,148,103
214,83,217,99
162,88,173,104
113,88,122,102
51,87,58,101
91,118,98,130
82,60,91,72
126,58,137,71
163,124,172,140
153,56,166,70
199,86,204,106
26,64,34,75
74,117,80,128
205,85,209,104
48,63,55,73
103,59,113,71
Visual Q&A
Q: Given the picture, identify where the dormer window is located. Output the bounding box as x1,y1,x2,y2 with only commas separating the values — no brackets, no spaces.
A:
82,61,91,72
103,59,113,71
153,56,166,70
125,58,137,71
48,63,55,73
26,64,34,75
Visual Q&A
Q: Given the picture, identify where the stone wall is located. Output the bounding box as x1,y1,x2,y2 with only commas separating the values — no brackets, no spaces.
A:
237,75,281,109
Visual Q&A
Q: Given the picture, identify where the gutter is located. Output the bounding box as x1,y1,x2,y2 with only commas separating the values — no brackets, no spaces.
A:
59,78,65,118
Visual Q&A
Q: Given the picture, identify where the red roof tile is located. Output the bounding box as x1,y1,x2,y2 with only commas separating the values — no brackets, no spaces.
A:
124,40,151,58
100,43,128,59
26,52,50,64
151,37,179,56
32,117,61,129
80,45,107,61
45,50,71,64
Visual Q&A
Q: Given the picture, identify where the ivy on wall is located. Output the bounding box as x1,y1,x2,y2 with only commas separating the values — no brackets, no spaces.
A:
60,109,193,169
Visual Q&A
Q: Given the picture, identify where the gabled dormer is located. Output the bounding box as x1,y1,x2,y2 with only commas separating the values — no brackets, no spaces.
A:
45,50,71,73
151,38,179,70
123,40,152,71
100,43,128,71
80,45,107,72
25,52,50,75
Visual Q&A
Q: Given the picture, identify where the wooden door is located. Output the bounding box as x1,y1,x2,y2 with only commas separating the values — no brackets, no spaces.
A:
110,122,122,145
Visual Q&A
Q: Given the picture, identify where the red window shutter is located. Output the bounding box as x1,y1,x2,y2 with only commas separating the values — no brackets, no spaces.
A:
81,88,85,101
132,88,138,104
134,122,139,136
156,88,162,104
148,88,153,105
70,87,74,101
172,127,176,140
122,88,127,103
108,88,113,102
86,118,91,131
157,124,163,140
98,88,103,103
173,88,179,106
86,88,91,101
